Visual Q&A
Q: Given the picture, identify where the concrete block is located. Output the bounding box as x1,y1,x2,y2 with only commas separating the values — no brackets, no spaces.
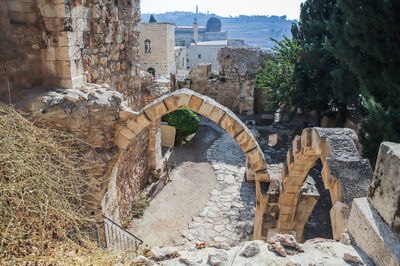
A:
348,197,400,266
368,142,400,238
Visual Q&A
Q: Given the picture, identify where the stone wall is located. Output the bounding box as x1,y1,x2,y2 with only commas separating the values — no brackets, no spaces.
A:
0,0,50,102
2,0,166,225
184,47,271,114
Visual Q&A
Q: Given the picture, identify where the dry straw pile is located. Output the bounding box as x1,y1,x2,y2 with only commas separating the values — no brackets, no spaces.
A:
0,105,108,264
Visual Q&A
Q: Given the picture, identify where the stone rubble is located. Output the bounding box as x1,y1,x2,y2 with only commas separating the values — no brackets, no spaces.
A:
140,238,372,266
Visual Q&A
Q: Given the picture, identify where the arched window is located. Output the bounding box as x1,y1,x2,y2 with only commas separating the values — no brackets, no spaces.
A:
147,67,155,77
145,39,151,54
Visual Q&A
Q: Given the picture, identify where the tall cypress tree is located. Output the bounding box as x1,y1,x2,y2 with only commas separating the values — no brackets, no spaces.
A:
328,0,400,162
292,0,360,123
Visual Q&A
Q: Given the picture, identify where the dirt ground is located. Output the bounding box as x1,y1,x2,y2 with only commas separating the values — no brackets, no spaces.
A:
129,125,220,247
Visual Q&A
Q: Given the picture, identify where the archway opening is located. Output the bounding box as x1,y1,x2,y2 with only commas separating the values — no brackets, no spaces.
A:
147,67,155,77
302,159,333,241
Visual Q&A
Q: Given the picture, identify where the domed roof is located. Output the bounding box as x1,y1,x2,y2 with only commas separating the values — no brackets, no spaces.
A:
206,17,222,32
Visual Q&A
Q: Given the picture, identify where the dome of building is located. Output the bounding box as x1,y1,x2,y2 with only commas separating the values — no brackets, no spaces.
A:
206,17,222,32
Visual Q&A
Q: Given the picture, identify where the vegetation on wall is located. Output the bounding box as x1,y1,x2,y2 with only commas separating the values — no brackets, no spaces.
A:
162,108,200,143
257,0,400,163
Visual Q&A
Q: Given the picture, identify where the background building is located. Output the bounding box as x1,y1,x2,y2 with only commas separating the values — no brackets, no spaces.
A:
139,22,176,78
175,17,228,47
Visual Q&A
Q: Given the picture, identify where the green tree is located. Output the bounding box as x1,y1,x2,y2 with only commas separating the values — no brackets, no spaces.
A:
255,37,302,112
328,0,400,162
162,108,200,143
292,0,360,123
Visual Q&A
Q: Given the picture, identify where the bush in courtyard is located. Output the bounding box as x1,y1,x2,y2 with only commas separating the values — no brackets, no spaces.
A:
162,107,200,143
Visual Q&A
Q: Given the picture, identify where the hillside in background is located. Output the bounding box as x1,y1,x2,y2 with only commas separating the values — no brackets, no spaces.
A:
142,12,296,49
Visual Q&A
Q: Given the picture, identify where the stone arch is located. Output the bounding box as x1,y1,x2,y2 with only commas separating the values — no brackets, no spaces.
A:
115,89,271,239
270,127,373,242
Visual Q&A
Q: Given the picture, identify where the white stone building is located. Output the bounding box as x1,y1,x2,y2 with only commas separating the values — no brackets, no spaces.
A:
187,40,228,73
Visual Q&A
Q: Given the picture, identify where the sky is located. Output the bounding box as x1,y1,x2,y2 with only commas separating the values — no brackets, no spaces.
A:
141,0,304,20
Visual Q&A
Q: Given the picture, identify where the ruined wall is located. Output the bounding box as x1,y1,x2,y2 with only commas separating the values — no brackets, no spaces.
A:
3,0,165,225
186,47,271,114
0,0,49,102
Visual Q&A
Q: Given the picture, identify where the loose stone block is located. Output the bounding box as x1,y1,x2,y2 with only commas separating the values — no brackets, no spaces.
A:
348,197,400,266
368,142,400,238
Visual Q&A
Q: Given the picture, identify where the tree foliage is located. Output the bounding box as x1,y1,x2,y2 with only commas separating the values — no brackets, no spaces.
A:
255,37,302,112
291,0,360,121
162,108,200,143
328,0,400,162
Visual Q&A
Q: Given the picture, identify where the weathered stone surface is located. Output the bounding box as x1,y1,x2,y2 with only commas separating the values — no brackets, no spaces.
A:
178,48,272,114
240,242,260,258
267,234,304,257
368,142,400,238
208,250,228,266
147,247,181,261
348,197,400,266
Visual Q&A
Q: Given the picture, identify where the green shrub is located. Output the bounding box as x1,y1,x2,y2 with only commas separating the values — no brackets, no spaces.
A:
162,108,200,143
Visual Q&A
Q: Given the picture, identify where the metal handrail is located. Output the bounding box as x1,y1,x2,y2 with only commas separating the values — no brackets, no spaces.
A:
102,215,143,245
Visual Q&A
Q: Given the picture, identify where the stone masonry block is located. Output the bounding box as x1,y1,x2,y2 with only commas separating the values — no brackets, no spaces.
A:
115,133,130,150
198,100,215,117
208,107,225,124
187,95,203,112
120,127,136,140
330,201,349,241
247,148,264,167
292,135,301,154
163,95,179,111
145,101,168,121
348,197,400,266
251,158,268,172
127,114,150,135
368,142,400,237
174,92,191,107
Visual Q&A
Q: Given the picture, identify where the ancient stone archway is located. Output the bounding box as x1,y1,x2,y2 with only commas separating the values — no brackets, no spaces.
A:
272,128,373,241
114,89,271,239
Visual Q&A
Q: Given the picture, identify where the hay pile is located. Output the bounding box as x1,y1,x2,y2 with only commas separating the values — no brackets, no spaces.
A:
0,105,107,264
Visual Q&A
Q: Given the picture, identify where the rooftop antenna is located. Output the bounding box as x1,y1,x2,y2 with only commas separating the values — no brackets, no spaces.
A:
196,5,198,16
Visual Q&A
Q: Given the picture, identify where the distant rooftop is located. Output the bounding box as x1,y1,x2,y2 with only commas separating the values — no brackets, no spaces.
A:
193,40,228,46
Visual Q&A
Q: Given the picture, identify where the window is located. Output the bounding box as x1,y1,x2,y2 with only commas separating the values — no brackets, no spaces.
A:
198,54,201,59
145,39,151,54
